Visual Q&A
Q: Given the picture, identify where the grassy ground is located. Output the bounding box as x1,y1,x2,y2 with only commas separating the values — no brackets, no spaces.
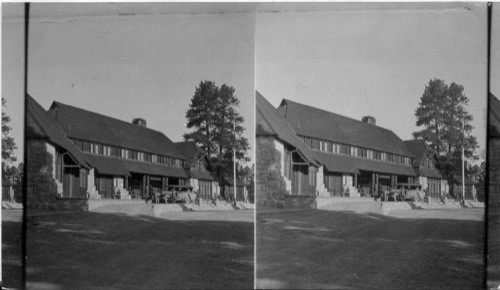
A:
488,206,500,289
2,209,23,289
257,206,484,289
26,209,254,289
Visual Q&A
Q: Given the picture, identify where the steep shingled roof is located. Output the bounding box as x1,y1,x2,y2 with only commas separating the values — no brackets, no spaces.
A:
277,99,415,158
48,101,185,160
175,141,214,181
404,139,443,179
26,94,89,169
490,93,500,138
256,91,319,167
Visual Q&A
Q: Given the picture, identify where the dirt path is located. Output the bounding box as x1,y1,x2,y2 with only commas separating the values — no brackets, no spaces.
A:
26,210,253,289
257,207,484,289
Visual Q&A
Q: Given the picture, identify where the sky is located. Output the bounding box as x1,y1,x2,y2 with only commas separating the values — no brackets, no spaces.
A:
492,3,500,97
256,3,488,161
2,3,256,166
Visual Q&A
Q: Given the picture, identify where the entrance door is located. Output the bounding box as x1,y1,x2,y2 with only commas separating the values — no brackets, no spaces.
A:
99,176,113,199
292,165,312,195
63,168,80,198
325,173,342,196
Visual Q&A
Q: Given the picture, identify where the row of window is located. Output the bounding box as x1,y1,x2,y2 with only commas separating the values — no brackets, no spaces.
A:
300,135,413,166
71,138,184,168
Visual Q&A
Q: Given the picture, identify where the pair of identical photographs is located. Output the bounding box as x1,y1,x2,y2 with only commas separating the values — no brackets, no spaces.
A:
2,2,497,289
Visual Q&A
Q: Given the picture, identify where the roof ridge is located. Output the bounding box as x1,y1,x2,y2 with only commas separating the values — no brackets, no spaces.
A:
281,98,396,134
51,101,167,136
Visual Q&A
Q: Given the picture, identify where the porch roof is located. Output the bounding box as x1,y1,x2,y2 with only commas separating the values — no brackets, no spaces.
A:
315,151,416,176
84,154,188,178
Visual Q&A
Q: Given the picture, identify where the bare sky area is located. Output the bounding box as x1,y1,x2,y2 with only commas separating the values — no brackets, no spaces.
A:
492,3,500,97
256,2,488,161
2,3,256,165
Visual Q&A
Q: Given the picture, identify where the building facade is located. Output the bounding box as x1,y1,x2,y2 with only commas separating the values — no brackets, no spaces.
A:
404,139,448,200
27,95,190,204
256,91,321,206
277,98,417,198
174,141,220,201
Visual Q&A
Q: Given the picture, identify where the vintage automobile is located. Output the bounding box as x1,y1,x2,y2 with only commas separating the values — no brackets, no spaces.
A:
390,183,425,202
162,185,196,204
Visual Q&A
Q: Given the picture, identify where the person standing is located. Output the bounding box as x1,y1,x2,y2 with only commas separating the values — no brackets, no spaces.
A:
9,185,15,203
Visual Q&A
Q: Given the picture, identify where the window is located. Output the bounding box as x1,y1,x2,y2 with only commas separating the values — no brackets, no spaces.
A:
308,167,317,186
55,154,62,181
80,169,87,188
311,139,319,150
96,144,103,155
122,149,129,159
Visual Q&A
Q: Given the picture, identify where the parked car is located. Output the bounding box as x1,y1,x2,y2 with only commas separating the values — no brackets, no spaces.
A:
163,185,196,204
390,183,425,202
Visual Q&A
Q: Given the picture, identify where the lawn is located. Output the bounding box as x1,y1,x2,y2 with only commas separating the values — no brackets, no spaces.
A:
26,209,254,289
257,206,485,289
2,209,23,289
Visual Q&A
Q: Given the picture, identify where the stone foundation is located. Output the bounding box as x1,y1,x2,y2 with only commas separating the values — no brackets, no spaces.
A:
256,137,288,207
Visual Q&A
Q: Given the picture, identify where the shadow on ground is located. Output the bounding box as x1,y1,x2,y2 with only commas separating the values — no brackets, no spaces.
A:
2,209,23,289
26,210,253,289
257,208,484,289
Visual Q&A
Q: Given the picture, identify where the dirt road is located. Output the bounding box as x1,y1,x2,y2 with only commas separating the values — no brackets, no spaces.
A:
257,207,484,289
26,209,254,289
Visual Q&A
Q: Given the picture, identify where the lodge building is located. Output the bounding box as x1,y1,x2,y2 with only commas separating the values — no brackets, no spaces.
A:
26,94,225,205
404,139,448,200
257,91,450,204
174,141,219,200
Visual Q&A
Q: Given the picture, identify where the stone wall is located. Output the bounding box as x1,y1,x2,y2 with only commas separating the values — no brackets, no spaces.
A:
87,168,100,199
26,140,59,209
489,139,500,206
256,136,288,207
113,177,131,199
46,143,63,195
316,166,328,196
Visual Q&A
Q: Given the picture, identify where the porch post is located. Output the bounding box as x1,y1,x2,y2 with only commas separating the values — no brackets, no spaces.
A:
353,173,358,188
142,175,147,196
371,173,376,195
124,176,129,190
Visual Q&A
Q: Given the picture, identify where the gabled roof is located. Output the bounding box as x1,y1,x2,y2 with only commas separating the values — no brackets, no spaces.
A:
277,99,415,158
174,141,214,181
26,94,89,169
174,141,206,166
490,93,500,138
256,91,319,167
404,139,433,167
48,101,185,160
404,139,443,179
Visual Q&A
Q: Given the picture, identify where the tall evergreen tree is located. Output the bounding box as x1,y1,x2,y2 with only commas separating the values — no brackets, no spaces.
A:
2,97,17,173
184,81,250,197
412,79,478,181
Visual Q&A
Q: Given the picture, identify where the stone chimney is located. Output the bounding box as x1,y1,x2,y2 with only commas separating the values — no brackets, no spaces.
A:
362,116,376,125
132,118,147,127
